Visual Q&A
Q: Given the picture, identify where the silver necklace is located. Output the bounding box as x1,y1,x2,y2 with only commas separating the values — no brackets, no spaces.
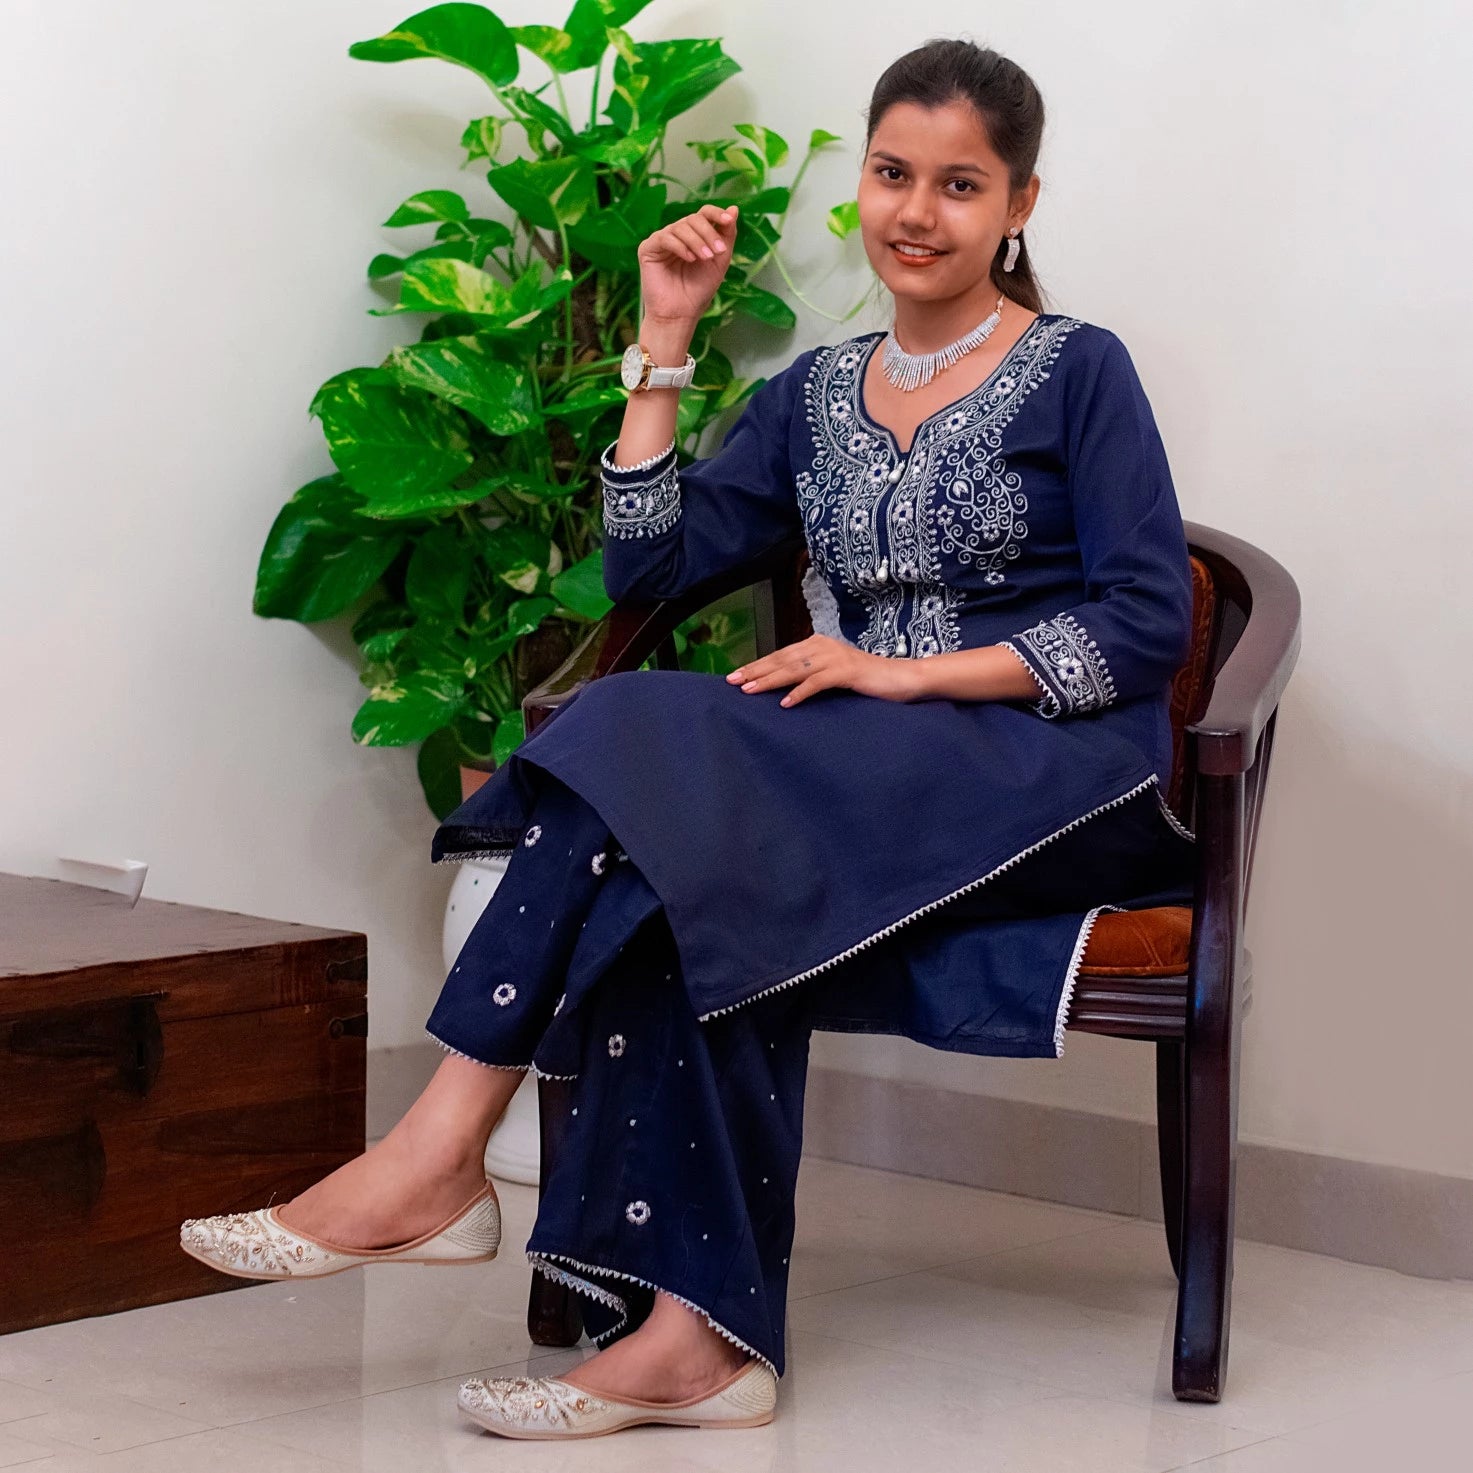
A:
881,294,1007,392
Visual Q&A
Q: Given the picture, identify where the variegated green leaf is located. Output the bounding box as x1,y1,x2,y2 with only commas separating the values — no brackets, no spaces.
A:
565,181,667,270
828,198,860,238
562,0,658,70
352,667,469,746
353,480,494,520
416,724,467,820
311,370,474,503
254,474,405,623
486,155,596,230
737,185,790,215
405,522,473,622
552,551,613,620
733,122,788,168
508,24,578,72
383,337,538,436
606,37,740,132
503,84,577,152
480,521,554,594
460,114,506,163
730,284,796,330
675,388,707,441
505,595,557,637
384,258,572,329
437,215,514,250
567,120,663,169
492,708,526,764
348,4,519,89
383,190,471,228
542,384,628,424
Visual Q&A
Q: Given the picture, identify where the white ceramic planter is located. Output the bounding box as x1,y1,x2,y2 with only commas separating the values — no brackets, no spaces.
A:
441,856,541,1186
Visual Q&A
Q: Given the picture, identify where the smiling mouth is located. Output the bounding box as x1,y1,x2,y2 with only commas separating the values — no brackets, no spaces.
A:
891,242,946,259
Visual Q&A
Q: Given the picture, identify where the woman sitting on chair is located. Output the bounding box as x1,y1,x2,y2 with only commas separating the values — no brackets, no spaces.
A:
180,37,1196,1442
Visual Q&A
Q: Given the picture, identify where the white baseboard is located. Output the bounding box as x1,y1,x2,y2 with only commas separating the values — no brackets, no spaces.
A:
366,1045,1473,1282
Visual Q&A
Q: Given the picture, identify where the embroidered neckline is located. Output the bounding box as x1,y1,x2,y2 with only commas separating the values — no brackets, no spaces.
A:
852,313,1056,456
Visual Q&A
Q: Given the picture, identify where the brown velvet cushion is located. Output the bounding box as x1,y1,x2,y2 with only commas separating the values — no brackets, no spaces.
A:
1079,905,1192,977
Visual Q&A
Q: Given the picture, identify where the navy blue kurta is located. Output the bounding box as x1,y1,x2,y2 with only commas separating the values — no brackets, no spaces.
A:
432,312,1197,1061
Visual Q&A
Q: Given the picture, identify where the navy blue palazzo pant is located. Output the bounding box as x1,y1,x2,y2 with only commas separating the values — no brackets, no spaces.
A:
425,764,1190,1379
426,771,816,1379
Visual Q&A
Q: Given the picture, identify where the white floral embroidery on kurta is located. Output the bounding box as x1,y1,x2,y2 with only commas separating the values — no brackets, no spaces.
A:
590,851,606,875
797,318,1083,659
1011,611,1116,715
607,1033,625,1057
625,1200,650,1225
523,824,542,847
493,983,517,1006
599,440,681,540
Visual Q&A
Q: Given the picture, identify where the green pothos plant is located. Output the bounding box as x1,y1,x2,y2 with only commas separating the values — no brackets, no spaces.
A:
251,1,865,819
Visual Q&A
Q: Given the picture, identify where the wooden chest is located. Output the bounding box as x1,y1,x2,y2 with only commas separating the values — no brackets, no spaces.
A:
0,873,368,1333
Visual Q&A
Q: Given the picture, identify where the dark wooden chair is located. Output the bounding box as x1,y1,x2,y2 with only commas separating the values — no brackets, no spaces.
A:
515,521,1301,1404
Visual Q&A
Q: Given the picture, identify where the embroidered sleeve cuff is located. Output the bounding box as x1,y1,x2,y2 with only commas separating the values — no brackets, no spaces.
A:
600,437,680,540
1000,614,1116,718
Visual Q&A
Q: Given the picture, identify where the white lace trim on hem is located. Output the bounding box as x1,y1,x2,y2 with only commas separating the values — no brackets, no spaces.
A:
527,1249,779,1380
1054,904,1122,1057
1154,787,1197,841
997,638,1062,719
424,1029,578,1081
696,770,1185,1025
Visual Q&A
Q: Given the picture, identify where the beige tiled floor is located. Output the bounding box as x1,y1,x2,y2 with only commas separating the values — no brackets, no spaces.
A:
2,1157,1470,1470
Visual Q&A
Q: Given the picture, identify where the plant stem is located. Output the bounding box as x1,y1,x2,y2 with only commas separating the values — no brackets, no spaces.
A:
766,245,853,323
555,219,575,380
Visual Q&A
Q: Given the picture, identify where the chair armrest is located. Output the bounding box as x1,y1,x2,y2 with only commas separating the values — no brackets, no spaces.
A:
521,535,806,729
1183,521,1302,776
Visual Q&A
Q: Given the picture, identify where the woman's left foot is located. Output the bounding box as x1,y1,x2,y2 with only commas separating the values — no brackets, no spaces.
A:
457,1289,777,1438
457,1357,776,1438
556,1317,751,1405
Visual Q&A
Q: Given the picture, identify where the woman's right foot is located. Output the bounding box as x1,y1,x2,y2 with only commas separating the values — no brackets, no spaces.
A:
274,1118,494,1251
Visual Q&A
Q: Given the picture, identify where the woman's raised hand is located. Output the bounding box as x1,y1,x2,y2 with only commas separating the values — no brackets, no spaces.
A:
636,203,740,326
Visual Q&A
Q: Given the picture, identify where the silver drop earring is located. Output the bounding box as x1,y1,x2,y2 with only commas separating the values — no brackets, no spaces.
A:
1002,228,1021,274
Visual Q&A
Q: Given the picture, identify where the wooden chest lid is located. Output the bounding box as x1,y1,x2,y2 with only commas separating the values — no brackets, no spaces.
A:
0,874,367,1021
1,874,361,979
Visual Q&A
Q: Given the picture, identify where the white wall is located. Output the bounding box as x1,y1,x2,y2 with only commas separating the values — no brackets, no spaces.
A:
4,3,1470,1179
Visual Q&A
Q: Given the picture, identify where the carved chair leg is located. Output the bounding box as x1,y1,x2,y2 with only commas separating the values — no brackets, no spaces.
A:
525,1075,585,1348
1155,1037,1186,1280
1173,773,1244,1403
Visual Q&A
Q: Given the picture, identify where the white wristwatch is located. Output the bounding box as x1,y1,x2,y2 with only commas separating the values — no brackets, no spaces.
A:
620,342,697,392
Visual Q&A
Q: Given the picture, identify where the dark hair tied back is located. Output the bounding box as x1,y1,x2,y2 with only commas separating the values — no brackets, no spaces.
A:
863,38,1048,314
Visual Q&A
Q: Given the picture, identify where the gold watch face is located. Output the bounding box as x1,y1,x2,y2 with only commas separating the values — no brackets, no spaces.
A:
620,343,646,390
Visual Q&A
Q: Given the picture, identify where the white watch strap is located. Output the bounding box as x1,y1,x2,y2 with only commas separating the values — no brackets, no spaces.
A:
644,353,696,389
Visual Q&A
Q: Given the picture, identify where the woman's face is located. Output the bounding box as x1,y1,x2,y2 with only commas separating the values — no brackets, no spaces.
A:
857,98,1036,305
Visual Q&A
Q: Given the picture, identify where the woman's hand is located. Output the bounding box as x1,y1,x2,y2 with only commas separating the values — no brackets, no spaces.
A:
636,203,740,326
724,635,921,707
